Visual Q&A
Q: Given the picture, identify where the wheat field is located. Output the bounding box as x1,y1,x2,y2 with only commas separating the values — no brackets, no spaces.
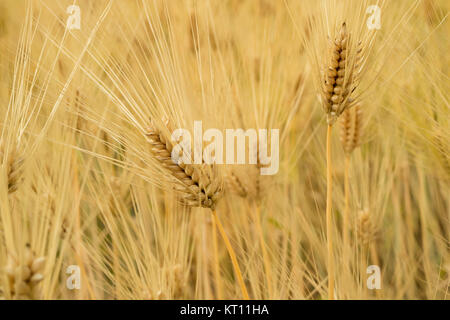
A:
0,0,448,300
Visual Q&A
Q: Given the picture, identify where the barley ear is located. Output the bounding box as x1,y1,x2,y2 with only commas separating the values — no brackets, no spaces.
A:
1,245,45,300
322,22,362,125
226,171,248,198
357,209,379,246
145,121,222,209
340,105,363,155
0,141,24,194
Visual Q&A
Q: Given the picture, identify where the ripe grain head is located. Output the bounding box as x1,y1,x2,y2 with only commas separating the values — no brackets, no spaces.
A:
145,120,223,210
340,104,363,156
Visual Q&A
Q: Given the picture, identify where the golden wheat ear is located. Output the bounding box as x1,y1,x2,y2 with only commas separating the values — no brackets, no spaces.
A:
226,167,263,201
322,22,362,125
144,120,222,209
0,141,25,194
226,170,249,198
226,140,268,203
1,245,45,300
357,209,379,246
340,104,363,155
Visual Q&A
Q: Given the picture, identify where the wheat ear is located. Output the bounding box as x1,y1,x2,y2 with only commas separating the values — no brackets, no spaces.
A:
322,23,361,125
0,245,45,300
211,216,223,299
0,142,24,194
227,171,248,198
340,105,362,156
357,209,379,247
145,122,222,209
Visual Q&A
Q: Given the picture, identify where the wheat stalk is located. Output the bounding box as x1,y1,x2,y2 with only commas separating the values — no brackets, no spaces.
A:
211,210,249,299
211,216,223,299
325,124,334,299
227,171,249,198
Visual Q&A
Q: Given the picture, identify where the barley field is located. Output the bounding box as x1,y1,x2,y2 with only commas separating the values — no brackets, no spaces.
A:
0,0,448,300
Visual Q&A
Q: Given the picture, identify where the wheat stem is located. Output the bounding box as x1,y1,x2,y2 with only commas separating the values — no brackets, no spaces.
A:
212,217,223,299
212,210,249,300
202,219,213,298
343,155,350,250
254,205,273,299
326,124,335,300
